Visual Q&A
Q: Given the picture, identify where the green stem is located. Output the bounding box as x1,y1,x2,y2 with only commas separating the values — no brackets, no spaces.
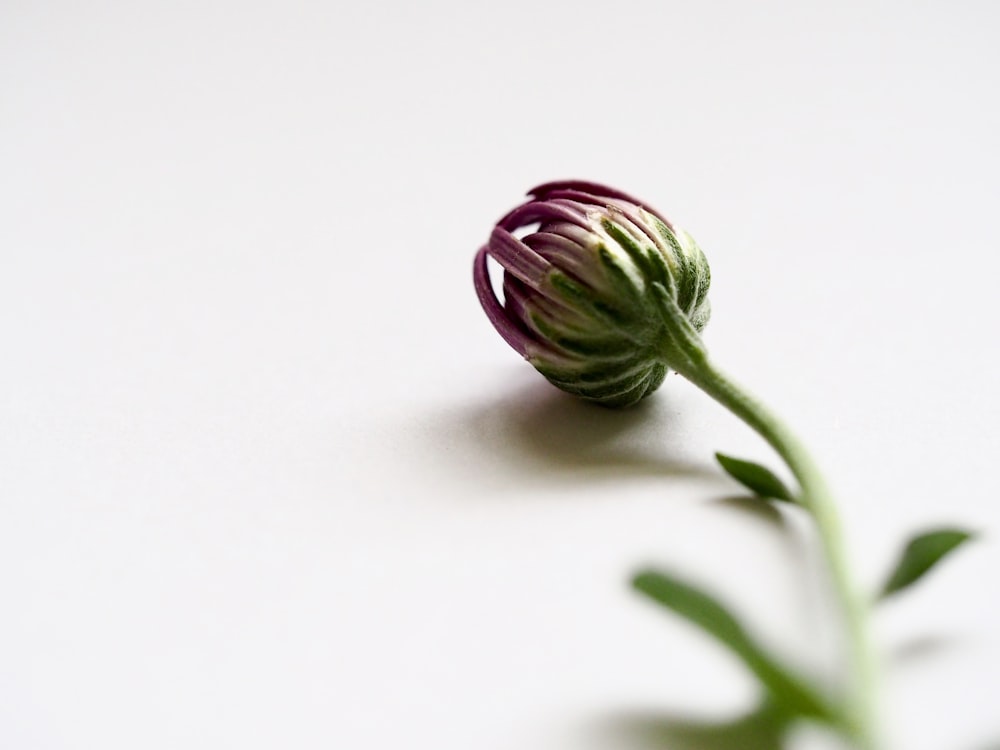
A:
651,284,879,749
682,355,877,748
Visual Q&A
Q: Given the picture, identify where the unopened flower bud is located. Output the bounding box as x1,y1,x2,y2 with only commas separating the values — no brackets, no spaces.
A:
474,180,711,407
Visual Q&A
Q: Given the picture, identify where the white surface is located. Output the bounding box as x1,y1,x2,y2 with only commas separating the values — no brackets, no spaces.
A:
2,1,999,749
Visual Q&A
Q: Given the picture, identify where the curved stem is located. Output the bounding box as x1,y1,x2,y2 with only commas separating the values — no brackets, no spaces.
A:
675,352,879,749
650,283,879,747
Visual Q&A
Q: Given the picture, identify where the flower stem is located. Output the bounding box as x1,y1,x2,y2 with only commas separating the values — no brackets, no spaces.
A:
651,282,879,747
675,352,879,749
653,279,880,750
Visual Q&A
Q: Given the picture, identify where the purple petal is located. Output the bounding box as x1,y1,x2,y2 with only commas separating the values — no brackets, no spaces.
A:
522,231,605,291
473,245,529,357
487,227,552,286
497,199,589,233
527,180,673,229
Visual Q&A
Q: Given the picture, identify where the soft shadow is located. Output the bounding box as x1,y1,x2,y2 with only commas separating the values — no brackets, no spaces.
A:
889,634,962,664
709,495,787,530
438,376,715,484
595,703,790,750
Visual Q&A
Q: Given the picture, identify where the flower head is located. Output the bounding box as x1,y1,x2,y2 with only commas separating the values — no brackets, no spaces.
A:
474,180,711,407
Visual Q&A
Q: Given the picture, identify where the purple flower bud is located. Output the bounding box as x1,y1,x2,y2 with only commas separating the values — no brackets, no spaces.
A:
474,180,711,407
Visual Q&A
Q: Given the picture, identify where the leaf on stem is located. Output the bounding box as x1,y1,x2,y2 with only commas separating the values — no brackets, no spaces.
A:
878,528,975,600
716,452,796,503
632,569,837,724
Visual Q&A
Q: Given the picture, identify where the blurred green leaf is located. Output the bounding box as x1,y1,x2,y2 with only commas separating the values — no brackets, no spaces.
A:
879,528,975,600
632,570,838,724
607,699,792,750
716,452,795,503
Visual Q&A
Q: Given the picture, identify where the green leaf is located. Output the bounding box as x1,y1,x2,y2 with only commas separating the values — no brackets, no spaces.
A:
716,452,796,503
879,528,975,600
632,569,838,724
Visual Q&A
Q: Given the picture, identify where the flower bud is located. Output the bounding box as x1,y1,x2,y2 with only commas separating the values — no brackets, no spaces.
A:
474,180,711,407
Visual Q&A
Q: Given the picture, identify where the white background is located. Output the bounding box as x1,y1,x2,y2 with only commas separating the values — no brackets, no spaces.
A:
2,1,999,749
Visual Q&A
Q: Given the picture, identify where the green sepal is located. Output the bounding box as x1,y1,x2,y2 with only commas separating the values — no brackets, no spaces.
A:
878,528,975,600
601,218,654,281
649,281,707,371
632,570,840,724
716,452,797,503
